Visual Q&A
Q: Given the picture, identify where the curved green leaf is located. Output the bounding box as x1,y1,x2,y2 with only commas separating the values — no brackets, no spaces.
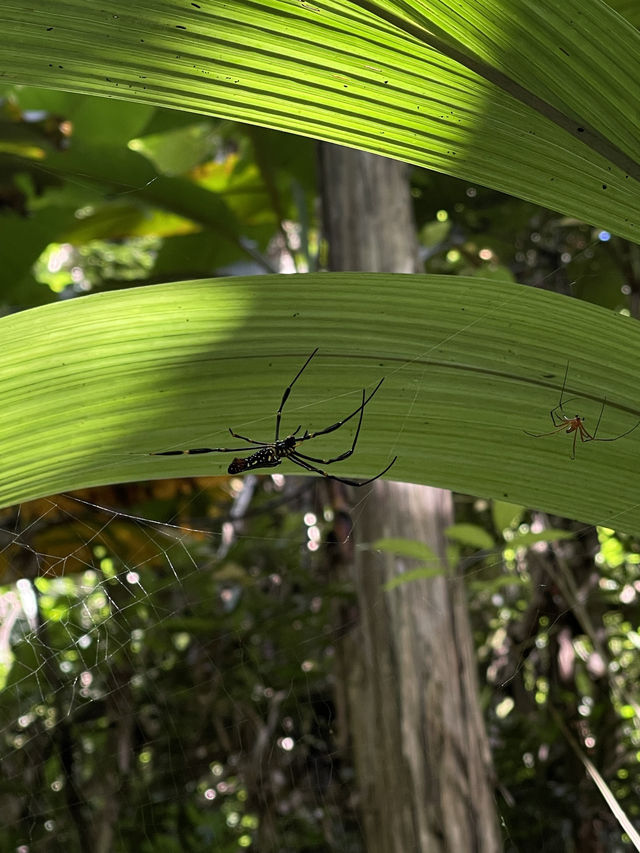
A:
2,274,640,532
2,1,640,240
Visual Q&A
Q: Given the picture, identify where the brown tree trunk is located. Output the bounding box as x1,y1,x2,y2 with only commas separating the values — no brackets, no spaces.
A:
320,144,500,852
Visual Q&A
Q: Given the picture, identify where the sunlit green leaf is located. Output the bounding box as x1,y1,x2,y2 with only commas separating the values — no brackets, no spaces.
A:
1,273,640,532
3,0,640,239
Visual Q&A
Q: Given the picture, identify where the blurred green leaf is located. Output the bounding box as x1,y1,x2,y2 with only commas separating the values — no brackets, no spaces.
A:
384,566,444,590
131,121,220,175
492,500,524,534
373,537,438,562
508,530,576,548
446,523,495,550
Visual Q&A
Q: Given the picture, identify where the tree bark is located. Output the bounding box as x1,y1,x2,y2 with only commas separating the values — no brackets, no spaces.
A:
320,144,501,852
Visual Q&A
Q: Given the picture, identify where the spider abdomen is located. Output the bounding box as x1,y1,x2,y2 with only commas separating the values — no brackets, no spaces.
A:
228,446,281,474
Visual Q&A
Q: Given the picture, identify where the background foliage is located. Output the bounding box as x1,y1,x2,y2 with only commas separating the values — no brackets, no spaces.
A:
2,0,640,849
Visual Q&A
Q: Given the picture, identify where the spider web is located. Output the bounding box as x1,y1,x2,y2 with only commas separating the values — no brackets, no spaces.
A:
2,471,640,852
0,477,376,852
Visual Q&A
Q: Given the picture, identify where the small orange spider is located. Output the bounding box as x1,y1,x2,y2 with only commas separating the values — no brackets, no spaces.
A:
525,364,640,460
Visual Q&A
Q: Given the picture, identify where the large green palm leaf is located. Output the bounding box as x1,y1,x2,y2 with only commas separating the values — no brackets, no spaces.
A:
3,275,640,532
3,0,640,236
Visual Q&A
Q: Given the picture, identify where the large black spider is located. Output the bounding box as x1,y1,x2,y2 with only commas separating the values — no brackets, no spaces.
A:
152,349,397,486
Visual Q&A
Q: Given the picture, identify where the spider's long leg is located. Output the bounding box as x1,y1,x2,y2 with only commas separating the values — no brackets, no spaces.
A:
295,449,354,465
294,393,367,463
151,445,258,456
228,429,270,446
581,397,640,443
523,424,570,439
275,348,319,441
290,452,397,487
300,378,384,445
591,420,640,442
229,426,301,445
571,422,596,458
293,388,366,465
591,397,606,440
558,361,570,410
549,407,562,427
554,358,582,421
